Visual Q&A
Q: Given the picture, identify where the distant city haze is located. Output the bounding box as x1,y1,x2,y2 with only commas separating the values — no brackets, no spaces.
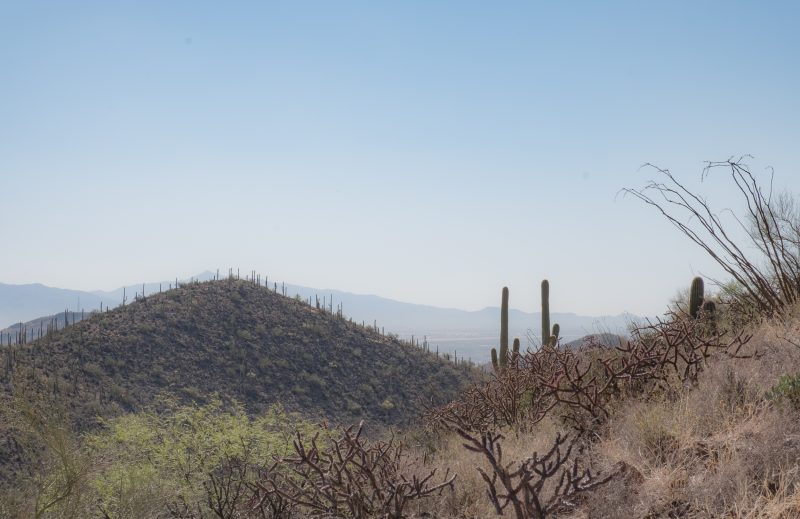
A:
2,2,799,317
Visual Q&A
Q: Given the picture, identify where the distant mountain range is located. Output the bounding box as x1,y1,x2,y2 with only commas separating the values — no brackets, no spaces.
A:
0,271,641,361
0,273,219,327
0,283,110,327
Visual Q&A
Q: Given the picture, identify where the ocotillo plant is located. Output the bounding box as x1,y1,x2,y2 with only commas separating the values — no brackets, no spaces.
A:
689,276,704,319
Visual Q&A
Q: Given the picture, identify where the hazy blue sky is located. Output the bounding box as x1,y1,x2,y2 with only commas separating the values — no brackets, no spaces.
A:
2,1,799,316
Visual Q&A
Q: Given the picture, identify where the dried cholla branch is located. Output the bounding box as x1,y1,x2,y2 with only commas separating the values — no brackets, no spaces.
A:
245,465,295,519
615,313,754,386
254,421,455,519
427,313,752,434
455,429,616,519
165,455,288,519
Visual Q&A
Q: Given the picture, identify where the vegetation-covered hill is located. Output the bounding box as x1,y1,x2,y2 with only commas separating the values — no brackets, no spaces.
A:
0,279,479,429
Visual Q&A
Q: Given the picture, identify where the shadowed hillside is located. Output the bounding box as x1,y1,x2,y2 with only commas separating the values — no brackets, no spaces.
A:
0,279,480,429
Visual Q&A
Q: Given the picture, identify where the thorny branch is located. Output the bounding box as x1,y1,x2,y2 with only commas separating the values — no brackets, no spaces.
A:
428,312,752,434
455,430,616,519
253,422,455,519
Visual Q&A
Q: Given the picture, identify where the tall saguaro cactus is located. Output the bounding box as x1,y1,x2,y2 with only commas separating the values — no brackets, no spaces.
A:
541,280,550,346
493,281,560,370
499,286,509,371
539,280,560,347
492,287,512,373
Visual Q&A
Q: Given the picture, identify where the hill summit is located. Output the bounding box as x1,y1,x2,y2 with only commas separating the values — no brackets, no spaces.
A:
1,278,479,427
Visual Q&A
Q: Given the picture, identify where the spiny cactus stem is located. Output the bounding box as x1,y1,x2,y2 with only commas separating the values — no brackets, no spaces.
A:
541,280,551,347
690,276,705,319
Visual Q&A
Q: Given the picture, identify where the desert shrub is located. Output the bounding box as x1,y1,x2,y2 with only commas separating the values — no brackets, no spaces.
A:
767,373,800,410
0,392,93,519
626,404,681,466
236,329,255,341
255,421,456,518
299,371,326,393
81,362,104,380
718,368,758,414
429,313,751,435
0,398,321,518
178,385,205,401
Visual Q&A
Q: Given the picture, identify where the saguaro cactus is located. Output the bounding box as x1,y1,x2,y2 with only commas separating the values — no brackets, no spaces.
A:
541,280,550,346
512,338,520,368
550,323,560,345
491,287,511,373
701,299,717,335
701,300,716,318
689,277,704,319
499,287,509,371
541,280,560,346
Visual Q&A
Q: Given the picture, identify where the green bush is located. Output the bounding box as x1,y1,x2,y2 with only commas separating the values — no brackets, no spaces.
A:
767,373,800,410
83,399,320,517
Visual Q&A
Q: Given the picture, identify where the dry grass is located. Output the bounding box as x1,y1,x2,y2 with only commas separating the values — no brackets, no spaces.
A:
406,316,800,518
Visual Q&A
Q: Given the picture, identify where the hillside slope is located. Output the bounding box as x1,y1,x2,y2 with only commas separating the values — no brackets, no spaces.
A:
1,310,91,343
0,279,479,428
